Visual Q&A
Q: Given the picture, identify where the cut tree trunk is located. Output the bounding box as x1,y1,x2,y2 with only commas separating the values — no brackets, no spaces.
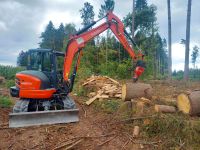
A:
154,105,176,113
122,83,153,101
177,91,200,116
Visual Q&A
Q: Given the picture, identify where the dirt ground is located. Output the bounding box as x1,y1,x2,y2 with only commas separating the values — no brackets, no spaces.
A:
0,80,200,150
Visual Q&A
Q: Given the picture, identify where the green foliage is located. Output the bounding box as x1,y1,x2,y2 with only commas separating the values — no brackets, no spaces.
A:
40,21,65,51
135,0,147,10
80,2,95,27
98,0,115,18
37,0,169,81
5,80,15,88
0,65,24,79
94,100,121,114
40,21,55,49
55,23,65,50
191,45,199,68
173,69,200,81
17,50,28,66
0,95,12,108
62,23,77,51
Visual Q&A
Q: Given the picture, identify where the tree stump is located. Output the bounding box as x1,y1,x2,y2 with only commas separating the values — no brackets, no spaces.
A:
177,91,200,116
122,83,153,101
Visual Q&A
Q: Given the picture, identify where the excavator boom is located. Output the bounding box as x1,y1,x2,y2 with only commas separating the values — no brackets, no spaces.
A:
63,11,145,90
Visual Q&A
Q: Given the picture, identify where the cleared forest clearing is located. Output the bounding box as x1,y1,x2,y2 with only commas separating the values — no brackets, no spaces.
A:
1,79,200,150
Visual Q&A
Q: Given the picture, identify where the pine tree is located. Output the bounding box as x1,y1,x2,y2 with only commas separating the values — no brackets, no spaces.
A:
167,0,172,79
184,0,192,80
63,23,76,50
80,2,95,27
135,0,147,10
55,23,65,51
98,0,115,18
40,21,56,49
191,45,199,68
17,50,28,66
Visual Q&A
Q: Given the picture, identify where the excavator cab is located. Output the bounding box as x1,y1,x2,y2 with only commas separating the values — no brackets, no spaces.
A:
26,49,65,88
9,49,79,128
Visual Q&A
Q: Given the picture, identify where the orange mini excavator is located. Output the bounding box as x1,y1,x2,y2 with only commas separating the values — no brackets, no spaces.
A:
9,12,145,127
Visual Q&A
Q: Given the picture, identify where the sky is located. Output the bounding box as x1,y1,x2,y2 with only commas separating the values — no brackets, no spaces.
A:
0,0,199,71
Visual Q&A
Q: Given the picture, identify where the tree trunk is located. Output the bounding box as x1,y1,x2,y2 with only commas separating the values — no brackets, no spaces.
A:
184,0,192,80
132,0,135,41
167,0,172,79
177,91,200,116
122,83,153,101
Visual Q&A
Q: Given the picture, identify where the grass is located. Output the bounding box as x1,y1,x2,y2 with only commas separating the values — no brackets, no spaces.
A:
0,95,12,108
142,114,200,149
0,65,24,80
94,99,121,114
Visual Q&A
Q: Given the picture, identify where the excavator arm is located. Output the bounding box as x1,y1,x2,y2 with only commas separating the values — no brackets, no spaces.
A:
63,12,145,92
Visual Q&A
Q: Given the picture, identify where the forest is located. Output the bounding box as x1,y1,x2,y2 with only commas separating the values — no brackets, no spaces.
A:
0,0,192,82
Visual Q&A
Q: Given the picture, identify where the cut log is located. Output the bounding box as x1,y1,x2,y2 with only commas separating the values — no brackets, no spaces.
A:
177,91,200,116
122,83,153,101
133,126,140,137
154,105,176,113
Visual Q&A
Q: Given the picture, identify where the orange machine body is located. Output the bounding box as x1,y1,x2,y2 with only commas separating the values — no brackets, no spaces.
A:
16,73,56,99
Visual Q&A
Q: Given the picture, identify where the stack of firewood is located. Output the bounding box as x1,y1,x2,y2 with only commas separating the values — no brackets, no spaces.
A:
82,75,122,105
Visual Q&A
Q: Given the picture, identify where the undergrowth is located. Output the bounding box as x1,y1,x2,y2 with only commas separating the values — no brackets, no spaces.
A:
0,95,12,108
94,100,121,114
142,114,200,149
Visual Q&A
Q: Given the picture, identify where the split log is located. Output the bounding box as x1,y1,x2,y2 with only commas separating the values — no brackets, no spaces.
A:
154,105,176,113
177,91,200,115
86,90,103,105
105,76,120,85
122,83,153,101
82,78,95,86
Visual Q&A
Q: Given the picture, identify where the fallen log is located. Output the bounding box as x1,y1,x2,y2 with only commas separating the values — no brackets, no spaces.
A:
122,83,153,101
154,105,176,113
177,91,200,116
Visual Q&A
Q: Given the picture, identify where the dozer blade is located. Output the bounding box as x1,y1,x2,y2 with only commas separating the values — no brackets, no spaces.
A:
9,109,79,128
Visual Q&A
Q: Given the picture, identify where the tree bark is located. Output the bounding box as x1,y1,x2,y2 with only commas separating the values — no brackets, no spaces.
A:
132,0,135,41
122,83,153,101
177,91,200,116
184,0,192,80
167,0,172,79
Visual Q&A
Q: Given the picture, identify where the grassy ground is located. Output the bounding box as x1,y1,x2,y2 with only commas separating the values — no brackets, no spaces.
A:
0,95,12,108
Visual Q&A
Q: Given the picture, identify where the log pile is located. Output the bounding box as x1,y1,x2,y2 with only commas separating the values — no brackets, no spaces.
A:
82,75,122,105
